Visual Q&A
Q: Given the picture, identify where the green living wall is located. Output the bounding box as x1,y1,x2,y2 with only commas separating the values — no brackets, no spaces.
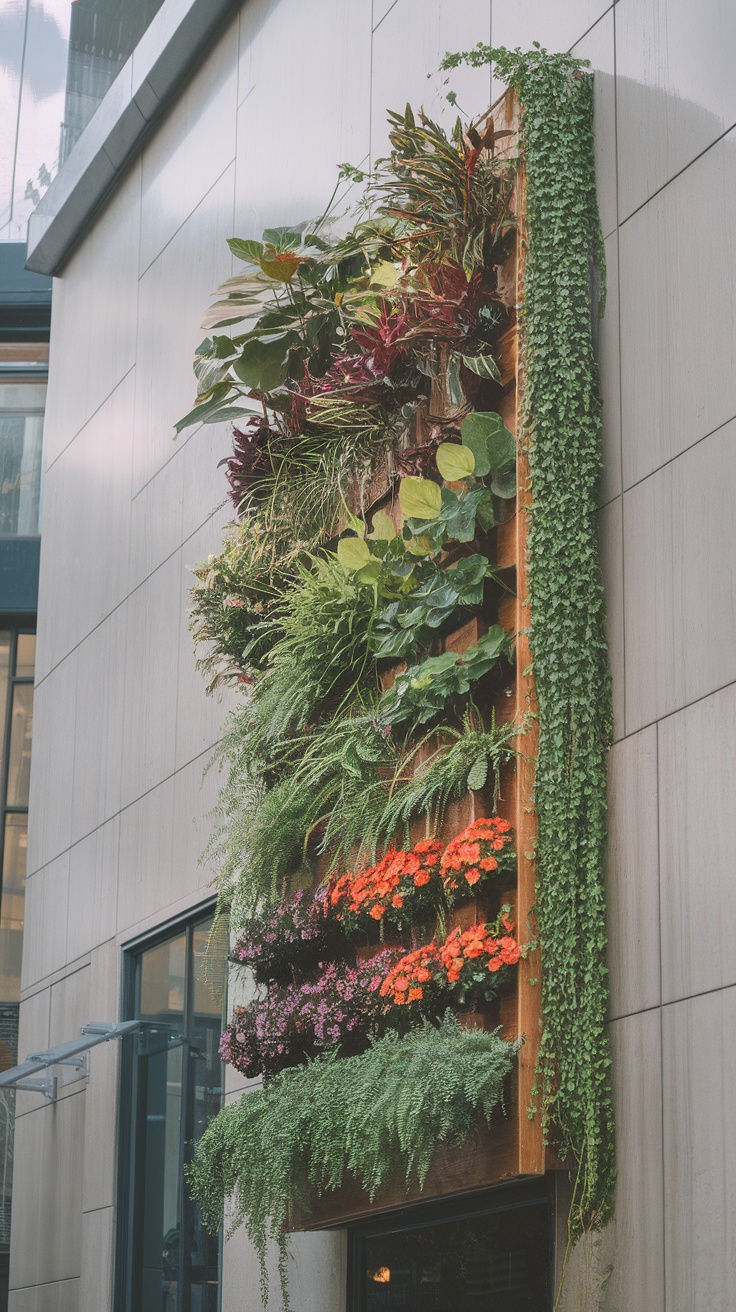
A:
180,43,614,1307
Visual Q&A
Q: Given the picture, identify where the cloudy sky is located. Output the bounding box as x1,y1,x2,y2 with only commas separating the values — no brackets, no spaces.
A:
0,0,72,240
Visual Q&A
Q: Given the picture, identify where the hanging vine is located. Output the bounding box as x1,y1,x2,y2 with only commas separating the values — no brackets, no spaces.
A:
441,43,615,1237
184,40,615,1307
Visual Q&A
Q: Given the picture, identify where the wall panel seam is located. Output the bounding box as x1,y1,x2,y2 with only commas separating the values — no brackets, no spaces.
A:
618,120,736,228
137,155,237,282
43,363,136,478
621,411,736,497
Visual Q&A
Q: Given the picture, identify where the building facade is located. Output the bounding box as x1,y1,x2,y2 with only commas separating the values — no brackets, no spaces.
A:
9,0,736,1309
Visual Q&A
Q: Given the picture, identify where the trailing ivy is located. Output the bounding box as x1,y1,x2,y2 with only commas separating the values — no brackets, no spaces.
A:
188,1017,516,1308
441,44,614,1236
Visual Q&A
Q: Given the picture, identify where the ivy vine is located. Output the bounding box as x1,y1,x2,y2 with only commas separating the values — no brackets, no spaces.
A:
441,44,615,1237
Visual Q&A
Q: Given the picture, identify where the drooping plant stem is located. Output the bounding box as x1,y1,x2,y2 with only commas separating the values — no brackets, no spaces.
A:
442,44,615,1235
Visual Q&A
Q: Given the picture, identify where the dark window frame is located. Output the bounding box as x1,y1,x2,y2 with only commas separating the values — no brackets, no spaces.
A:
114,898,224,1312
347,1176,556,1312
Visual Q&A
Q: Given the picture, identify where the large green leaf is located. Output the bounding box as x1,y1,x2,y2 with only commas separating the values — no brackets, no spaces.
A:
232,336,292,392
261,227,302,251
337,536,373,571
368,509,397,541
460,412,516,476
399,477,442,520
227,238,264,264
491,463,517,499
460,351,502,383
436,442,475,482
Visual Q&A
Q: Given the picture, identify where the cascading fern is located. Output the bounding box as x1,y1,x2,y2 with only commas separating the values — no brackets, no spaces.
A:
187,1017,516,1308
441,44,615,1235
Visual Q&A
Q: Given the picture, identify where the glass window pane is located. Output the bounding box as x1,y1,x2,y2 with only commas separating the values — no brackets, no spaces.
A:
138,1042,184,1311
360,1203,550,1312
127,921,223,1312
187,918,223,1311
0,818,27,1004
0,635,10,754
6,683,33,808
0,413,43,535
14,635,35,680
140,935,187,1021
191,919,222,1019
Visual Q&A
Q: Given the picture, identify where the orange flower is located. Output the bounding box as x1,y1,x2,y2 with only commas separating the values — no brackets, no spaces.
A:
408,987,423,1002
440,818,514,899
487,957,503,972
414,870,430,887
391,894,403,908
369,905,385,920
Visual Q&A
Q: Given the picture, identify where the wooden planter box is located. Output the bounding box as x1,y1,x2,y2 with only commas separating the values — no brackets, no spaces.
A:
289,1096,522,1231
289,91,551,1233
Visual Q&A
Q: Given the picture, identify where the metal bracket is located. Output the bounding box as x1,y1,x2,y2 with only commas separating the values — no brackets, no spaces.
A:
13,1073,57,1103
27,1051,87,1074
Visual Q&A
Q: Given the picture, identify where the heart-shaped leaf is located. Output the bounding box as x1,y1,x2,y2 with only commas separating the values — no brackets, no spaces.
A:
460,412,516,475
368,509,397,541
404,534,433,556
337,536,373,571
436,442,475,483
399,476,442,520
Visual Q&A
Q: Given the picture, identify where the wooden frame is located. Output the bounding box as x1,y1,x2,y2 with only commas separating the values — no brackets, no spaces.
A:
290,90,547,1233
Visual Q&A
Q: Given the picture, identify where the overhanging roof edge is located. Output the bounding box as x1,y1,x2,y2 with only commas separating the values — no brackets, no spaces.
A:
25,0,239,277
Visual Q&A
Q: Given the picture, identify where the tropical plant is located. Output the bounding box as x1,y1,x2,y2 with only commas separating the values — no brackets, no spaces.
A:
377,625,510,730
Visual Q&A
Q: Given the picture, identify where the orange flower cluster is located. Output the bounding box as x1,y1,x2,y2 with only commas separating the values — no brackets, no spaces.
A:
379,944,437,1005
379,911,521,1006
438,916,520,982
328,839,443,925
440,816,513,897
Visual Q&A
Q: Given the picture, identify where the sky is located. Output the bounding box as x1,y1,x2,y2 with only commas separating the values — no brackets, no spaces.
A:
0,0,73,241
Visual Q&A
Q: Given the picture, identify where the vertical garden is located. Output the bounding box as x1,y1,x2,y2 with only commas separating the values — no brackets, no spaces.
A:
179,44,614,1307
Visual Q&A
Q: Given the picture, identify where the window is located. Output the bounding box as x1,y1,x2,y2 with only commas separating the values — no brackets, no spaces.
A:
348,1183,552,1312
0,384,44,537
117,911,225,1312
0,626,33,1311
0,627,33,1004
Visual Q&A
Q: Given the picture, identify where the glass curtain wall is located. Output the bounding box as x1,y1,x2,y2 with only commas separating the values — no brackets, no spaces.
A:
118,913,224,1312
0,626,33,1310
0,0,166,241
0,383,44,536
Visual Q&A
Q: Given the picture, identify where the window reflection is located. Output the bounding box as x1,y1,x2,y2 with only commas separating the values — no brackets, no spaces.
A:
0,385,45,537
125,915,224,1312
1,0,167,241
6,684,32,809
357,1201,550,1312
